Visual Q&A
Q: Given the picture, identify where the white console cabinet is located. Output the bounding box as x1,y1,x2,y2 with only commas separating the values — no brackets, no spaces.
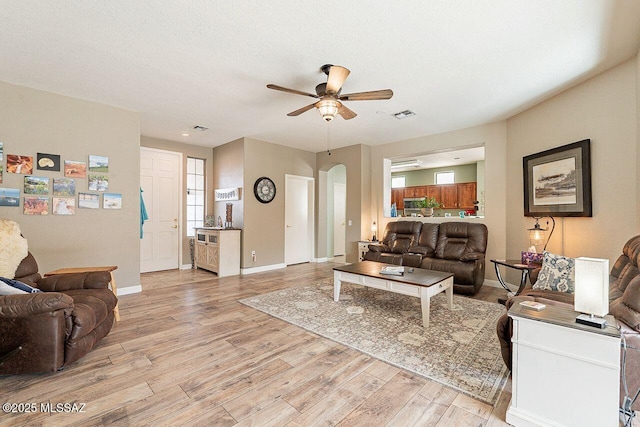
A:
507,303,620,427
194,228,241,277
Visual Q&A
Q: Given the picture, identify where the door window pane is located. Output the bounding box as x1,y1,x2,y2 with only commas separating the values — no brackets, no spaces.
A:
186,158,206,236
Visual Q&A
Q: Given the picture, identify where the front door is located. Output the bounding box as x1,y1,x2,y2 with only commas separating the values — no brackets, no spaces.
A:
140,147,181,272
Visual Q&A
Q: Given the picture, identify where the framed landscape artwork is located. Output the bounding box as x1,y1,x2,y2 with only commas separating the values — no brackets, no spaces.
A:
523,139,592,217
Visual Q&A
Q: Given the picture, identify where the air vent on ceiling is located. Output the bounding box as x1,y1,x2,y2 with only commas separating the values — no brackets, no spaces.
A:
393,110,416,119
192,125,209,131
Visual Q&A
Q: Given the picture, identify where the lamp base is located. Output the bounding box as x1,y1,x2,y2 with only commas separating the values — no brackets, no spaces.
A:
576,313,607,329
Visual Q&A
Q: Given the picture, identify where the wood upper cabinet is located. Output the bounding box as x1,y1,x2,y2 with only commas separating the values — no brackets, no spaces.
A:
457,182,477,210
393,182,477,210
403,187,417,198
425,185,441,202
391,188,404,209
440,185,458,209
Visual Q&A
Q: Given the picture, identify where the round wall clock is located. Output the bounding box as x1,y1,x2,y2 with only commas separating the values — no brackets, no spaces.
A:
253,177,276,203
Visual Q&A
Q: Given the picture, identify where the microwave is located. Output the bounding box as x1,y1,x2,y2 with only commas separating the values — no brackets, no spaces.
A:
403,198,423,209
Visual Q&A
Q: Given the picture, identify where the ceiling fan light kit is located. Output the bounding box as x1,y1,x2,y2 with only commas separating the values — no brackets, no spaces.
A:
267,64,393,121
317,99,339,121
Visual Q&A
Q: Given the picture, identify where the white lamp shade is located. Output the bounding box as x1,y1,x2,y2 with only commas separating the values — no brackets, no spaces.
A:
574,257,609,317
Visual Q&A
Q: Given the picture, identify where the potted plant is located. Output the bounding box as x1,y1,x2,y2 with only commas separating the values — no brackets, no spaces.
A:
417,196,440,217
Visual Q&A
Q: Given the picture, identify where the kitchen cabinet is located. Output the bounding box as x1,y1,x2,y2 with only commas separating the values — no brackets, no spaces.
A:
403,187,417,198
195,228,241,277
457,182,477,210
394,183,477,211
391,188,404,210
425,185,441,202
440,185,458,209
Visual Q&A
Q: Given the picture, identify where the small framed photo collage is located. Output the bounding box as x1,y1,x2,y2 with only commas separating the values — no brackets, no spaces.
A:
0,142,122,215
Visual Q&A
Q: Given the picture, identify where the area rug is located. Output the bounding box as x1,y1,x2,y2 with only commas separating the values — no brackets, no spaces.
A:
239,280,509,405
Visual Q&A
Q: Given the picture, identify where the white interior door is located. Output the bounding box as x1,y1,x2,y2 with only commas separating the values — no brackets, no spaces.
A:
333,182,346,256
285,175,314,265
140,147,181,272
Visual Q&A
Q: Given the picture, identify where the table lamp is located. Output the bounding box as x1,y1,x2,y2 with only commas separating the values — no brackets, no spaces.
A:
371,222,378,242
574,257,609,328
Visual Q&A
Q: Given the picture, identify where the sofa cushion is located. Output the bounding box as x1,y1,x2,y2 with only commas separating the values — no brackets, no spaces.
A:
435,222,488,261
391,239,411,254
409,223,439,256
532,251,575,293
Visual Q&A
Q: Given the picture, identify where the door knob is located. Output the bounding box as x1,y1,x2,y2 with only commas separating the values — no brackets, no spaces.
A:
171,225,178,229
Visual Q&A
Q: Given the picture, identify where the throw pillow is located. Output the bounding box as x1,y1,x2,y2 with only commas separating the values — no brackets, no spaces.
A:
532,251,575,293
0,277,41,294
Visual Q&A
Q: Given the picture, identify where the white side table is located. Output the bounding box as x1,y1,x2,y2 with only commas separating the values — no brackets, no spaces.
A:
507,303,620,427
357,240,371,262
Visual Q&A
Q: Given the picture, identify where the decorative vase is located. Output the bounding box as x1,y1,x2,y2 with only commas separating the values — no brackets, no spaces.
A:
421,207,434,217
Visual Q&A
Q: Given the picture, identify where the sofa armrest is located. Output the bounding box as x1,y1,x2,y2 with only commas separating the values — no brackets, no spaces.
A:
460,252,484,262
367,243,390,253
37,271,111,292
408,245,434,256
0,293,74,318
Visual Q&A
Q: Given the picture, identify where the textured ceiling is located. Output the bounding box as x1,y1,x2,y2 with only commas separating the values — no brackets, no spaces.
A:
1,1,640,152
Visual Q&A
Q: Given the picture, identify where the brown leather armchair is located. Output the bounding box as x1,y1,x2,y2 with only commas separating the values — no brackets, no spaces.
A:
496,235,640,410
0,252,117,374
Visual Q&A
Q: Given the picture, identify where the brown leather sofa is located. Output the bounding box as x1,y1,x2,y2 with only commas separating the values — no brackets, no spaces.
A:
0,252,117,374
496,235,640,410
364,221,488,295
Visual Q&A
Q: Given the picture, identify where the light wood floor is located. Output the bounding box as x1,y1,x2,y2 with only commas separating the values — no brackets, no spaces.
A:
1,261,515,426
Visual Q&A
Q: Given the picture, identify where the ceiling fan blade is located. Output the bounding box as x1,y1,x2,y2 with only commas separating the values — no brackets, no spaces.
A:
325,66,350,94
339,89,394,101
337,102,357,120
287,103,317,117
267,84,319,99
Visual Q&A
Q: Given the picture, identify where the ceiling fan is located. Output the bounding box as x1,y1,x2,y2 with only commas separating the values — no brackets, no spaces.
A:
266,64,393,122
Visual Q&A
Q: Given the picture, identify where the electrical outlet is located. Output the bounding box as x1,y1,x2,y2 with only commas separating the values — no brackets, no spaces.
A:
251,250,256,262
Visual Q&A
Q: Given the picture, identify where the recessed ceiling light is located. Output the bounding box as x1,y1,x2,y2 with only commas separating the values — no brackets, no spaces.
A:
393,110,416,119
181,132,190,137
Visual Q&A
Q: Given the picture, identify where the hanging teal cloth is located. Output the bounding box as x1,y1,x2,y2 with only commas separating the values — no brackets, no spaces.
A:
140,188,149,239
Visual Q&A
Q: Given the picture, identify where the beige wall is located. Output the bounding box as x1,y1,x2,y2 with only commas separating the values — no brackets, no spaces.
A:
506,58,639,265
371,122,508,280
140,136,214,265
213,138,316,269
0,81,141,291
316,144,372,263
637,52,640,230
212,138,244,231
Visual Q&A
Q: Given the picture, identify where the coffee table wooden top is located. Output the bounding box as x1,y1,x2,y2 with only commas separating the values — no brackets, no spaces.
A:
333,261,453,287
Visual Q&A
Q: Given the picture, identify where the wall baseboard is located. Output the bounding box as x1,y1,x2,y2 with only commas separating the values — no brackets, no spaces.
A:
179,264,193,270
313,257,328,263
241,263,287,275
117,285,142,296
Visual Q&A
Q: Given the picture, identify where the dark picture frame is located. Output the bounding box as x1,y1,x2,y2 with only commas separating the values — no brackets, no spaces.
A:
523,139,592,217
